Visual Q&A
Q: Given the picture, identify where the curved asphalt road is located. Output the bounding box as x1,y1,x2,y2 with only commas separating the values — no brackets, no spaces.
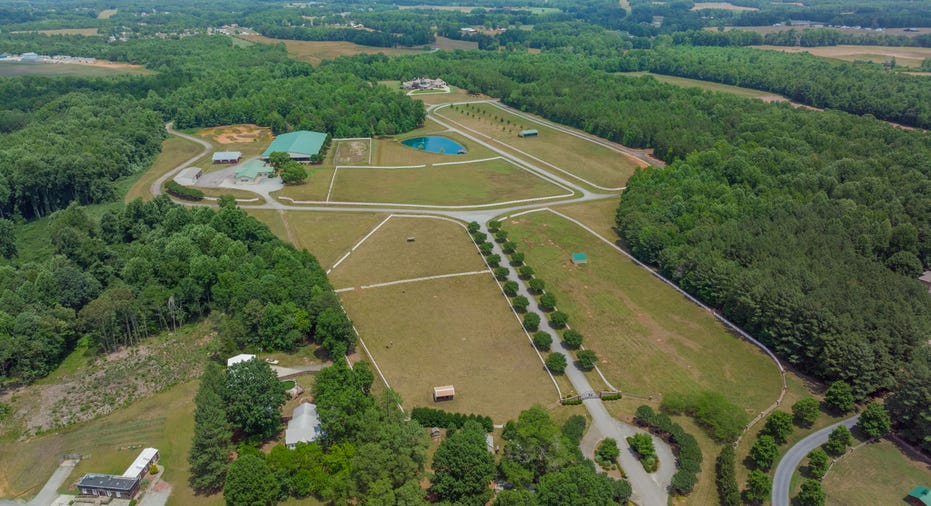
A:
149,123,212,199
771,415,859,506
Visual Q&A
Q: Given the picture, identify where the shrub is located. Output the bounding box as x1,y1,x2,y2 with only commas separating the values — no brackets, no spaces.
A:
532,331,552,351
545,352,567,373
511,295,529,312
562,415,586,445
797,479,826,506
528,278,545,293
549,311,568,328
487,254,501,267
744,469,771,504
792,398,820,427
502,241,517,254
562,329,583,349
495,230,508,243
164,180,204,201
487,220,501,233
761,410,793,445
493,267,509,280
671,469,697,494
824,381,855,413
576,350,597,371
596,438,620,468
539,292,557,311
750,435,779,470
858,402,891,439
523,312,540,331
627,433,657,472
471,231,488,244
518,265,535,279
410,407,493,432
715,446,740,506
467,221,480,233
502,280,518,297
661,391,748,443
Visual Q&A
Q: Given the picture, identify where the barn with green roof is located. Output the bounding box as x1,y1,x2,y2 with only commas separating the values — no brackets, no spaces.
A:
909,486,931,506
261,131,328,162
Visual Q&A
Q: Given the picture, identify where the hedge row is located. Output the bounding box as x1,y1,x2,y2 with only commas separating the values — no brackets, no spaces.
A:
635,405,703,495
165,180,204,201
410,407,493,432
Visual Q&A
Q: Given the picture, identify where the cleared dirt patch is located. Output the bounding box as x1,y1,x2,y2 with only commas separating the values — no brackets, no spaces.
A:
329,216,486,289
238,35,426,66
197,124,269,145
333,139,371,165
339,274,556,422
505,211,781,413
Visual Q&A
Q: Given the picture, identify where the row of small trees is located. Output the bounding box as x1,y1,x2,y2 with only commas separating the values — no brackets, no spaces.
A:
635,405,703,495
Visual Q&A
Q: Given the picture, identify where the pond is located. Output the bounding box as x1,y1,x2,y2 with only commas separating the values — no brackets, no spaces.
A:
401,136,467,155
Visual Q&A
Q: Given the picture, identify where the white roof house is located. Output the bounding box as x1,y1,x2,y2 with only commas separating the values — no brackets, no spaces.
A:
227,354,256,367
122,448,159,480
285,403,323,448
173,167,202,186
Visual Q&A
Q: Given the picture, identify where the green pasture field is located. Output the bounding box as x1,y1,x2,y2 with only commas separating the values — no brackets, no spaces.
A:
371,127,496,166
273,167,334,202
619,71,777,99
328,158,568,206
505,211,782,413
434,102,644,189
328,216,486,289
125,136,205,202
338,274,558,422
822,439,931,506
550,198,622,241
0,62,147,77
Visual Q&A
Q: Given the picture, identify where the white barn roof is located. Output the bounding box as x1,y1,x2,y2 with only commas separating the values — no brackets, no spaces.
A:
213,151,242,162
227,354,256,367
173,167,202,186
122,448,158,478
286,403,322,447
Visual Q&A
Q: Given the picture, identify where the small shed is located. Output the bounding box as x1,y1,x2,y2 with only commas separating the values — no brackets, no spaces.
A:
227,354,256,367
908,486,931,506
433,385,455,402
213,151,242,164
571,252,588,265
920,271,931,291
518,129,539,138
173,167,202,186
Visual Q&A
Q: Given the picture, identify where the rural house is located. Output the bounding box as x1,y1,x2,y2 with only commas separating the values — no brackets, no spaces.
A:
285,402,323,448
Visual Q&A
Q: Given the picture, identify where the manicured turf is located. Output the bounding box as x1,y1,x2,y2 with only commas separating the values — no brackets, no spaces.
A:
550,198,622,241
434,102,644,189
329,158,567,206
238,35,426,66
822,439,931,505
125,136,205,202
0,62,147,77
619,71,777,99
505,211,782,414
329,216,487,289
338,274,556,422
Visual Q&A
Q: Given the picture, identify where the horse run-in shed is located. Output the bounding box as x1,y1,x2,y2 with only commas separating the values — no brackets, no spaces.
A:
433,385,455,402
571,252,588,265
518,129,539,138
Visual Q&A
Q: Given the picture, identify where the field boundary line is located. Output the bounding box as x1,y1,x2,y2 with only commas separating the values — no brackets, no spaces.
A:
327,215,393,274
432,156,501,166
337,164,427,169
278,191,574,210
539,208,787,438
349,270,492,291
325,167,339,202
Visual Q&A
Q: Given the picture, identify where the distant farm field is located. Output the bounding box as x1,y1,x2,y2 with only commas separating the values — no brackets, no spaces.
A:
822,439,931,506
97,8,118,19
238,35,426,66
339,274,556,422
754,44,931,68
0,61,147,77
329,216,486,289
328,158,568,206
505,211,782,413
434,102,645,189
32,28,100,36
691,2,758,10
619,71,777,99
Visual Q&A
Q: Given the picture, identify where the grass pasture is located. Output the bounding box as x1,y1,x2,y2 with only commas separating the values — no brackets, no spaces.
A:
620,71,777,99
372,127,495,166
551,198,621,241
504,211,782,414
329,216,486,289
754,44,931,68
238,35,427,66
338,274,556,422
125,137,207,202
328,158,568,206
257,211,388,269
0,61,146,77
333,139,371,165
434,102,645,189
822,439,931,506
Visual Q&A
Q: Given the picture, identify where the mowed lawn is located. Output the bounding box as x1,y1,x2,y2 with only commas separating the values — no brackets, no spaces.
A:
505,211,782,414
551,198,622,241
822,439,931,506
0,382,212,505
238,35,426,66
125,136,204,202
339,274,556,422
329,158,567,206
329,216,486,289
434,102,644,189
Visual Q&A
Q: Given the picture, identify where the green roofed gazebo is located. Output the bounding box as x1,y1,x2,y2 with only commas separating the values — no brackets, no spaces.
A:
909,486,931,506
261,131,328,162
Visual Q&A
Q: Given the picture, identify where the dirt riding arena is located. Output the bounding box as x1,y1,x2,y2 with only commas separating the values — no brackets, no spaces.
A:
334,139,371,165
198,124,271,144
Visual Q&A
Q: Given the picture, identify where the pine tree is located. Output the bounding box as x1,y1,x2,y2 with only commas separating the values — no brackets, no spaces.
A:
189,363,233,493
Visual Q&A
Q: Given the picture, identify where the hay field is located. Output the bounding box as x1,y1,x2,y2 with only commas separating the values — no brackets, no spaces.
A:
0,62,146,77
97,9,118,19
754,44,931,68
339,274,556,422
238,35,426,66
619,71,776,99
328,216,486,289
434,102,645,189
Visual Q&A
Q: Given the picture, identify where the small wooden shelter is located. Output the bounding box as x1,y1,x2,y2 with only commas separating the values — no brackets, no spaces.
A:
433,385,455,402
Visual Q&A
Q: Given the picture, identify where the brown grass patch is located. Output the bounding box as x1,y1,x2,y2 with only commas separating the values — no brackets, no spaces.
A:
754,44,931,68
333,139,371,165
329,216,486,289
339,274,556,422
691,2,758,10
97,9,118,19
34,28,100,36
237,35,426,66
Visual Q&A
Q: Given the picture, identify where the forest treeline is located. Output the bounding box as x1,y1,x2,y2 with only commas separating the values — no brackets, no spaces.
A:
0,197,354,386
672,28,931,48
326,49,931,451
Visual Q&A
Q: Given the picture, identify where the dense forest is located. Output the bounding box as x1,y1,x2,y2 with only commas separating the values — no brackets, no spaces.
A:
0,197,354,386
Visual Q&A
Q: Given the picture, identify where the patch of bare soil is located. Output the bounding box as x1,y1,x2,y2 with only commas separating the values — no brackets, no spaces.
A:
335,140,370,165
199,124,270,144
